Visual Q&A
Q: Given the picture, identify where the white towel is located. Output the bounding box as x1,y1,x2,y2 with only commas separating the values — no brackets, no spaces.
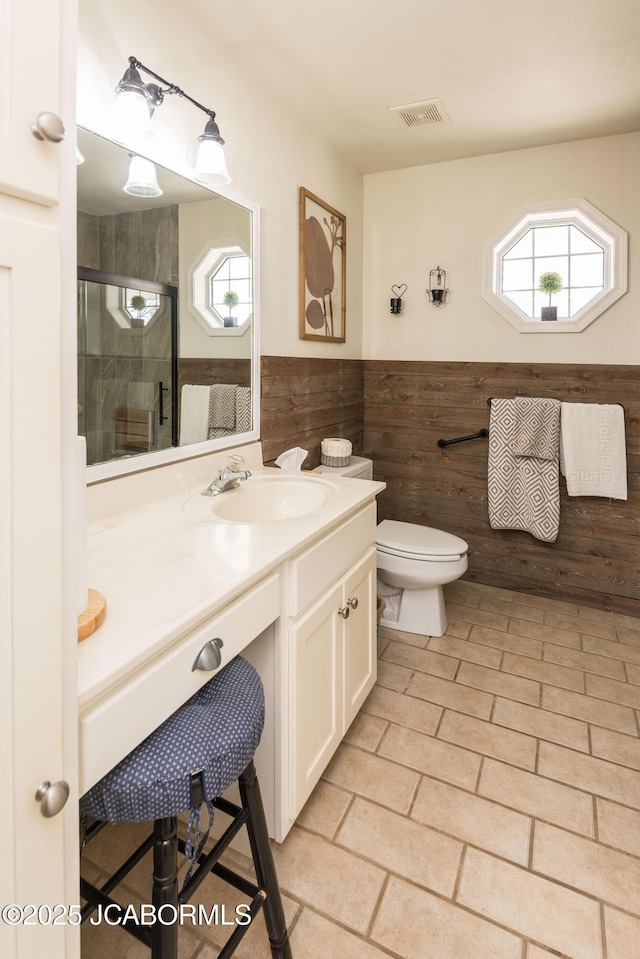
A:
179,384,210,445
560,403,627,499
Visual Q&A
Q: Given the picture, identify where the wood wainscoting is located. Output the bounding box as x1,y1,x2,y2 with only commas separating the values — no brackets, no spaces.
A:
364,361,640,616
260,356,364,467
178,357,252,391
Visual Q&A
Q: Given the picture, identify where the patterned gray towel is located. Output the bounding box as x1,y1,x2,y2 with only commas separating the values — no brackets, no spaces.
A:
512,396,561,460
208,384,237,430
488,398,560,543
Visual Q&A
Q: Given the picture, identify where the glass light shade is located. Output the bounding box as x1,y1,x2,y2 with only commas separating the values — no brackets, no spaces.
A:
114,90,154,144
123,156,163,197
194,139,231,185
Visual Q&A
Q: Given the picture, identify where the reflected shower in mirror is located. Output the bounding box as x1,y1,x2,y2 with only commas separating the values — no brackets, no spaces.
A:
77,127,258,474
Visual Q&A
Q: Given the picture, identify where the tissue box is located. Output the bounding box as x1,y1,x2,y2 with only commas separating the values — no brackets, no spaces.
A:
321,437,352,467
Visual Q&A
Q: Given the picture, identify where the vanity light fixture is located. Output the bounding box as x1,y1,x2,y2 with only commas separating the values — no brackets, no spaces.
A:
426,266,448,306
123,154,163,198
115,56,231,185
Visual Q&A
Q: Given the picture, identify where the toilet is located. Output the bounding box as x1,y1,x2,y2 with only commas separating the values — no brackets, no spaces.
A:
316,456,468,637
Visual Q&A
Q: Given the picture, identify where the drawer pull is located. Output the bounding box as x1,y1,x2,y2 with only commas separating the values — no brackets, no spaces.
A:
346,597,359,610
192,637,224,672
338,605,350,620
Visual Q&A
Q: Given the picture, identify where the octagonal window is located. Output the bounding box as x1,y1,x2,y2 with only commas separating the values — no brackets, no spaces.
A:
190,242,253,336
482,198,627,333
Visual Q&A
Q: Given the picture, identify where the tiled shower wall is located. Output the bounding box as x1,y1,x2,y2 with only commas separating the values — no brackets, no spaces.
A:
259,357,640,616
77,208,178,464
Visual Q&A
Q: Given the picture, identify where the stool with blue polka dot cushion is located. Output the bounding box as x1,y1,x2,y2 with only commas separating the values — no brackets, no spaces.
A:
79,656,292,959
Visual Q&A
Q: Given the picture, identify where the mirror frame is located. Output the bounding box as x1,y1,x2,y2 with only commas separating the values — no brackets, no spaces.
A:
78,127,261,485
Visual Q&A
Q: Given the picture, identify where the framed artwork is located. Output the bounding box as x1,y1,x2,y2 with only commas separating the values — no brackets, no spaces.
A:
299,187,346,342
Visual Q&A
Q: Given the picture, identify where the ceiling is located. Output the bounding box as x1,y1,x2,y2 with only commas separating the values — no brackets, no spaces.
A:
189,0,640,174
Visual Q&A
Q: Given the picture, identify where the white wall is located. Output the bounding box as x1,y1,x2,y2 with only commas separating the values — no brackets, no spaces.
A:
178,197,252,359
363,133,640,363
78,0,363,359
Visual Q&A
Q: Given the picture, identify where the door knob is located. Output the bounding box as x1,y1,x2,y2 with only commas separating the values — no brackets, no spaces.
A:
346,597,359,610
35,780,69,818
31,112,66,143
338,605,350,619
192,637,223,672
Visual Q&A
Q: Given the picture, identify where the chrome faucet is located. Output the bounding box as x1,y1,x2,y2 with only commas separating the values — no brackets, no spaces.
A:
202,456,252,496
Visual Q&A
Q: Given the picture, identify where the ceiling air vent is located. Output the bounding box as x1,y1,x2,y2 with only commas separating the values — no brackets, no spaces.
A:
389,98,450,130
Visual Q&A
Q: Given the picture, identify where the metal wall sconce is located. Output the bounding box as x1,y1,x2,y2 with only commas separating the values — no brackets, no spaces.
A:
115,56,230,186
390,284,407,314
426,266,448,306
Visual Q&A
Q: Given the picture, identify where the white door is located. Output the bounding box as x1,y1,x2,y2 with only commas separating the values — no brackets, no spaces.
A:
0,1,79,957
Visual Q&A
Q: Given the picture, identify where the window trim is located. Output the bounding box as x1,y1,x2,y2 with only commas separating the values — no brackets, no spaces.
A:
188,240,252,337
482,198,627,333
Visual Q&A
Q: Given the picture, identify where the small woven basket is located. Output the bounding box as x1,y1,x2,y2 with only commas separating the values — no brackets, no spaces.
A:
321,438,352,468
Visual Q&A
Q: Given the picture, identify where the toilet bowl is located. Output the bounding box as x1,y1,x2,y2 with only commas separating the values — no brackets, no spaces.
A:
376,520,468,637
316,457,468,637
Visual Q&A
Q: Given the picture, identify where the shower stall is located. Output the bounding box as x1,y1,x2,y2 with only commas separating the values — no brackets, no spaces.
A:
77,267,178,467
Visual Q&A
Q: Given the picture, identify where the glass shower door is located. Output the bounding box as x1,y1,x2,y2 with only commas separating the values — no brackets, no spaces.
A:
77,268,178,467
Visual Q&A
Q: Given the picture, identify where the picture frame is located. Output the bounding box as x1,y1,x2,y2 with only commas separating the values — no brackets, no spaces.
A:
299,187,346,342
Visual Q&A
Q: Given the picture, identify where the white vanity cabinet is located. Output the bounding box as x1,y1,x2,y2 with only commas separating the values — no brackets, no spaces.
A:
288,505,378,816
80,455,384,848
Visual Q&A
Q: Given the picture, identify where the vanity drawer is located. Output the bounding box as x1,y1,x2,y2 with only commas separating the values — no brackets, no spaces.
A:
289,503,377,617
79,572,279,795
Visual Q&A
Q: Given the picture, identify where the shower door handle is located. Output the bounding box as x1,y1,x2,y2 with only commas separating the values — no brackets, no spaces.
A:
159,381,169,425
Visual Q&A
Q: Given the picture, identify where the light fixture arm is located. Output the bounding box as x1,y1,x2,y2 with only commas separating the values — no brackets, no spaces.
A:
117,56,224,142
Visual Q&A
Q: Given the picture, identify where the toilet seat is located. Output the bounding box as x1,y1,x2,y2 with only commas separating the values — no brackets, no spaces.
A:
376,520,468,562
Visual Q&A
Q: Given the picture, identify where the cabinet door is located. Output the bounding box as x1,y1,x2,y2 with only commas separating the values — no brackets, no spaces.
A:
0,0,64,205
290,581,343,814
0,209,78,959
343,547,377,729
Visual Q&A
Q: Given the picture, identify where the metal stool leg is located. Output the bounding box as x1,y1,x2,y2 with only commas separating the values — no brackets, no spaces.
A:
151,816,178,959
239,762,292,959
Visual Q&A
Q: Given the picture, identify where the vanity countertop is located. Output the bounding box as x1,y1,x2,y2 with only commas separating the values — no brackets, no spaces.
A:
79,447,384,709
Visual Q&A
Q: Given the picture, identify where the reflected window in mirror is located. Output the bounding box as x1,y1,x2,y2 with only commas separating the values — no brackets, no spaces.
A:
191,244,253,334
482,197,627,333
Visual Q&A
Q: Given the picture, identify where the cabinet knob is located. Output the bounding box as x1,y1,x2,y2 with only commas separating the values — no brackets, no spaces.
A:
338,605,350,619
35,780,69,818
346,597,359,610
31,112,66,143
192,637,224,672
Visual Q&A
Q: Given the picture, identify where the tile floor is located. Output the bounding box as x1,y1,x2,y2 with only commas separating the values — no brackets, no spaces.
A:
81,580,640,959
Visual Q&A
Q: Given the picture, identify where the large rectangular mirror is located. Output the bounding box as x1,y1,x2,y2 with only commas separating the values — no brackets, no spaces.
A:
77,127,259,482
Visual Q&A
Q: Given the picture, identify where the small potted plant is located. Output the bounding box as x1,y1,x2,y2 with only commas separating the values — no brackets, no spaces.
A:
222,290,239,327
538,271,563,321
128,293,147,328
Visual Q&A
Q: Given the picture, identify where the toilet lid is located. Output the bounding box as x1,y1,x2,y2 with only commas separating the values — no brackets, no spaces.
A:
376,519,468,558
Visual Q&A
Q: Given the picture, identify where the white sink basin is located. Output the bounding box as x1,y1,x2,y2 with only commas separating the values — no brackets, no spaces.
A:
185,474,338,524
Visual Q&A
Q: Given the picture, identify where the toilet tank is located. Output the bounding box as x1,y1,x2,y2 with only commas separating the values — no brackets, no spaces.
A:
315,455,373,480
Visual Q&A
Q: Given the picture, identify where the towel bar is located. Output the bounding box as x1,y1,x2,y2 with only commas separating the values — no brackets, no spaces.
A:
487,396,627,412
